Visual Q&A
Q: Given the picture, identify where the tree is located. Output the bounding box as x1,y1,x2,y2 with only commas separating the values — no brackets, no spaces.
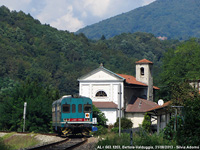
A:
159,38,200,100
142,113,151,132
0,79,59,132
92,105,107,126
114,117,133,129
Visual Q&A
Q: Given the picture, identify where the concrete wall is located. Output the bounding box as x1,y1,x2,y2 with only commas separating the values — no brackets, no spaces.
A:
99,108,117,125
125,112,145,128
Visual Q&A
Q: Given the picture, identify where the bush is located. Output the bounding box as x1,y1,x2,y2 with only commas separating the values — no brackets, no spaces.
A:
96,133,130,148
142,113,151,132
111,127,123,133
133,131,176,148
93,105,108,126
114,117,133,129
93,125,108,136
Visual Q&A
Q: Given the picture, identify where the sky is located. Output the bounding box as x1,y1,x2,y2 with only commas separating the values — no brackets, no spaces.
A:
0,0,156,32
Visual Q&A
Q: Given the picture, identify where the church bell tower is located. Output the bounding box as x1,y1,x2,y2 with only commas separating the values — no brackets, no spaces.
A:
135,59,153,101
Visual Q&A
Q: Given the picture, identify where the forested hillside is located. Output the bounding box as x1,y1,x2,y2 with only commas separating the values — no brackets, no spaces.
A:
76,0,200,40
1,5,200,136
0,6,179,95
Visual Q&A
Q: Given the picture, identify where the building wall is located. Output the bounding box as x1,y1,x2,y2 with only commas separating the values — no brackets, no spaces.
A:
99,108,117,125
125,112,145,128
79,82,124,108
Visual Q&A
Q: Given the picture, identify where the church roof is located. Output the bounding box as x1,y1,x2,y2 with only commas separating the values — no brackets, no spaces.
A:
117,74,159,89
93,101,118,109
135,59,153,64
77,65,125,81
125,98,158,113
117,74,147,86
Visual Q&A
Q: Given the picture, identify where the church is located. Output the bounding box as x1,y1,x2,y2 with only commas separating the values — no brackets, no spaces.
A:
78,59,159,127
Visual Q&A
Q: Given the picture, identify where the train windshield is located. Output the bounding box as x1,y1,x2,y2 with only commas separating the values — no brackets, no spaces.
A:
63,104,70,113
84,104,92,113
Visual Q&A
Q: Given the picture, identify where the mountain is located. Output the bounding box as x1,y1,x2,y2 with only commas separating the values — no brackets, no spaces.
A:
76,0,200,40
0,6,179,95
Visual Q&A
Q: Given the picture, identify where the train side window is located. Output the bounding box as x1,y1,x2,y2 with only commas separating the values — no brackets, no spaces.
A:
72,104,76,113
63,104,70,113
78,104,82,113
84,104,91,113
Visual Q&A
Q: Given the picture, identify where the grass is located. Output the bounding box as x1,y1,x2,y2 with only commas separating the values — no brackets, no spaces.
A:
95,129,177,150
1,133,40,150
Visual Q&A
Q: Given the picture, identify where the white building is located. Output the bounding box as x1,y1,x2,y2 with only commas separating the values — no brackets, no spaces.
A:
78,59,159,127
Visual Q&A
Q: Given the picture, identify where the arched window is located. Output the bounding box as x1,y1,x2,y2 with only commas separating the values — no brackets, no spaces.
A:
140,67,144,75
96,91,107,97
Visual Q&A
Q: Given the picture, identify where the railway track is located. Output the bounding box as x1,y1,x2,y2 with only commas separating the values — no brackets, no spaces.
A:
27,136,88,150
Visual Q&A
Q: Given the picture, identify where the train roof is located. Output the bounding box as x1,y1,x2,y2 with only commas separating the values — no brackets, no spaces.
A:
52,95,91,106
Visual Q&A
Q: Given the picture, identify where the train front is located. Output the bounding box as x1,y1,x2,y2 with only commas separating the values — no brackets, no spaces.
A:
53,96,93,135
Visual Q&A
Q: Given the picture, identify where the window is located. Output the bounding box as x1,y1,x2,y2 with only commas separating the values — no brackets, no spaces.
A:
96,91,107,97
140,67,144,75
84,104,92,113
72,104,76,113
63,104,70,113
78,104,82,113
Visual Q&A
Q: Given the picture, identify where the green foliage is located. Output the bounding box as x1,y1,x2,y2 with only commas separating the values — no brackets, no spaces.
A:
96,130,176,150
133,129,176,148
114,117,133,129
176,95,200,145
159,39,200,100
160,40,200,145
142,113,151,132
0,6,179,96
77,0,200,40
93,105,108,126
1,134,39,150
163,116,183,141
0,79,59,132
96,133,130,149
93,125,108,136
0,137,11,150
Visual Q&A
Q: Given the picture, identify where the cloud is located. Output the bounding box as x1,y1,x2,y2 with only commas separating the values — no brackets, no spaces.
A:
142,0,156,6
50,6,84,32
0,0,156,32
83,0,111,17
0,0,31,11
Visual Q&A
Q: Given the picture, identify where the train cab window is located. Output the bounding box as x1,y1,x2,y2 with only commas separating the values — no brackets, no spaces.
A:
63,104,70,113
84,104,92,113
78,104,82,113
72,104,76,113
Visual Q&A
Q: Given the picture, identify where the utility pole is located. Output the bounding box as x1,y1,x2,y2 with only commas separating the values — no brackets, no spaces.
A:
118,84,122,136
23,102,27,132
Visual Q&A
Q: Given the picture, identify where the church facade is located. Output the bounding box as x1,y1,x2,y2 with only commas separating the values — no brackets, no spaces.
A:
78,59,159,127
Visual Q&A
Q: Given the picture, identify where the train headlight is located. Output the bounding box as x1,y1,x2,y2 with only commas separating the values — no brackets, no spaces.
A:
64,118,70,122
85,113,90,118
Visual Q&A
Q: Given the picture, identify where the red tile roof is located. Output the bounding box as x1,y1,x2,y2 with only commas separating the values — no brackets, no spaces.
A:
147,101,171,112
93,101,118,109
117,74,147,86
135,59,153,64
125,98,158,112
117,74,160,90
